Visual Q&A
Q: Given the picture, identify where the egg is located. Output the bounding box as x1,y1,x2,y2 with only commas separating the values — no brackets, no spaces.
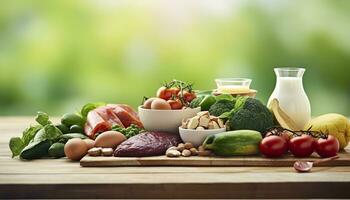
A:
143,97,158,109
151,98,171,110
94,131,126,149
64,138,88,161
83,138,95,150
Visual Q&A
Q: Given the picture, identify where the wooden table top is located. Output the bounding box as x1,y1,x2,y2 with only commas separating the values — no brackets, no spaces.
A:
1,117,349,199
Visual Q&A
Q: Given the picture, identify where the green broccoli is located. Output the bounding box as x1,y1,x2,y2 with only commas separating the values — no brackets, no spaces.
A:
209,99,235,117
228,97,274,134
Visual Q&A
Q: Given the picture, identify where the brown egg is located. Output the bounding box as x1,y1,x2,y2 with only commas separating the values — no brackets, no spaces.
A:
143,97,158,109
64,138,88,161
94,131,126,149
151,98,171,110
83,138,95,150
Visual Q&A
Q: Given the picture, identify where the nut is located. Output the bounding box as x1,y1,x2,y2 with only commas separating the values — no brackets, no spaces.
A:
184,142,194,150
101,148,114,156
187,116,200,129
167,146,178,152
198,150,212,157
198,145,205,152
181,118,189,128
217,118,225,128
197,111,209,117
190,148,198,156
166,150,181,157
196,126,205,130
88,147,102,156
199,115,210,128
177,143,185,152
208,121,220,129
182,149,191,157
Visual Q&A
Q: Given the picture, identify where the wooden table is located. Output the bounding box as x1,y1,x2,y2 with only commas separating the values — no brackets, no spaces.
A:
1,117,349,199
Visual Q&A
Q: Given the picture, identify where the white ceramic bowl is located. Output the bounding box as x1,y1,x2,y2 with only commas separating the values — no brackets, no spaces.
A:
179,127,226,147
138,106,201,133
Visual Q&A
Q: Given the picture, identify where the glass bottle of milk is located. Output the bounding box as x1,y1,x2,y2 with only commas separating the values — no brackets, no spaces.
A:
268,68,311,130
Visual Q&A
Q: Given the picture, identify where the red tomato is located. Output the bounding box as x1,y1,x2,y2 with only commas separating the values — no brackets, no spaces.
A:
156,87,172,100
178,91,196,102
315,135,339,158
288,134,315,157
167,99,183,110
169,87,180,97
265,130,291,142
259,135,288,157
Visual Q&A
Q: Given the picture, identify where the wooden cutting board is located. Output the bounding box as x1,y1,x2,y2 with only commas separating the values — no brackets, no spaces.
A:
80,151,350,167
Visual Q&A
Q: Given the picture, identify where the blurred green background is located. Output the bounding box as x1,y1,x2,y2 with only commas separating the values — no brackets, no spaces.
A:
0,0,349,116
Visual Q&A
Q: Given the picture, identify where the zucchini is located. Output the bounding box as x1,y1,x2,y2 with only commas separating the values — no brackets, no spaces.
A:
203,130,262,156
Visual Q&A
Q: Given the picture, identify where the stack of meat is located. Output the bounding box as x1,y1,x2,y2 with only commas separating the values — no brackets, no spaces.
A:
84,104,143,139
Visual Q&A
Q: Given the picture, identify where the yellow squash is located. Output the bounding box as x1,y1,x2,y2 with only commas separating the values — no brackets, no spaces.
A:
305,113,350,149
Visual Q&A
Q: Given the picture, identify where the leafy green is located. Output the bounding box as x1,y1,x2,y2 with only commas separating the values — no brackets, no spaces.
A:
34,124,63,142
9,124,42,158
9,111,63,159
35,111,51,126
215,94,235,102
9,137,25,158
111,124,143,139
80,102,105,119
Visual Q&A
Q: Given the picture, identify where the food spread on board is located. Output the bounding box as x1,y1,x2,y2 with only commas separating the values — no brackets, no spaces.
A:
8,68,350,172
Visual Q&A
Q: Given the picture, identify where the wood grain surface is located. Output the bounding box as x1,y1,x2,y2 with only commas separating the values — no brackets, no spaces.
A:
80,151,350,167
0,117,350,199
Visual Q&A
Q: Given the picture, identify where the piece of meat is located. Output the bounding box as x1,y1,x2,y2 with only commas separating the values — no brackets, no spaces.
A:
84,104,143,139
114,132,182,157
84,110,112,138
108,104,143,128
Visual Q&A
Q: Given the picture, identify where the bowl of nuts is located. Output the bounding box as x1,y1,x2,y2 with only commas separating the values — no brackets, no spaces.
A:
179,111,226,147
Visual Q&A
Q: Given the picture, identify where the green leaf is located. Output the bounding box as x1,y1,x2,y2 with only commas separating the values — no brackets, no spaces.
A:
22,125,42,145
80,102,105,119
218,109,235,120
9,137,25,158
35,111,51,126
34,124,63,143
215,94,235,102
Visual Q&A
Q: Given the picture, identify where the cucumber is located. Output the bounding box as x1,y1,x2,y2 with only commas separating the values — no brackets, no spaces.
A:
59,133,88,143
48,143,65,158
203,130,262,156
20,140,51,160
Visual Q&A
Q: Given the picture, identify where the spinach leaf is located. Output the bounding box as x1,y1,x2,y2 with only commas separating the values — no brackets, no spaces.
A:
215,94,235,102
9,137,25,158
9,125,42,158
34,124,63,142
80,102,105,119
35,111,51,126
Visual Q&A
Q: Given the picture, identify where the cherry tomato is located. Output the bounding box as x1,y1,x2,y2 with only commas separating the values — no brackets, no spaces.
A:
288,134,315,157
157,87,172,100
178,91,196,102
315,135,339,158
265,130,291,142
259,135,288,157
169,87,180,97
167,99,183,110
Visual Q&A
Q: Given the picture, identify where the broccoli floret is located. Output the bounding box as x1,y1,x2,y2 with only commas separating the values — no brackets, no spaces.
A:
209,99,235,117
229,97,274,134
